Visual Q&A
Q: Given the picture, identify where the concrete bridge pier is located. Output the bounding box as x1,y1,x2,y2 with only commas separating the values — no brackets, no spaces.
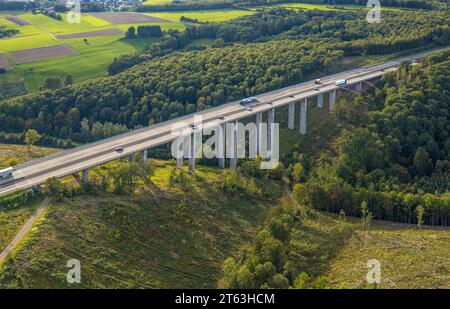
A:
299,98,307,135
288,102,295,129
268,108,275,150
329,90,336,112
355,81,362,92
256,112,263,154
218,123,226,168
230,121,238,169
128,153,135,163
188,133,196,173
317,93,324,109
82,169,89,184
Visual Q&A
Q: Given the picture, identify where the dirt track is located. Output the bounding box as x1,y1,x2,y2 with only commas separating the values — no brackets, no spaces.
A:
89,12,170,24
0,54,11,70
55,28,123,39
5,16,29,26
12,44,78,64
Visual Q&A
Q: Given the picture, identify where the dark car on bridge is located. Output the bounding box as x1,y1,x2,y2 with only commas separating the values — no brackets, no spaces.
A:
240,97,258,106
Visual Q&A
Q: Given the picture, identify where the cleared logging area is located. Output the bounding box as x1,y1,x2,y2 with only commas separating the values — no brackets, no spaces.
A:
55,29,123,39
12,44,78,64
89,12,170,24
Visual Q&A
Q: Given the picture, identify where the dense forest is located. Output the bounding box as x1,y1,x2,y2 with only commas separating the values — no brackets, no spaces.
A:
219,50,450,289
292,51,450,225
0,25,19,39
0,9,448,146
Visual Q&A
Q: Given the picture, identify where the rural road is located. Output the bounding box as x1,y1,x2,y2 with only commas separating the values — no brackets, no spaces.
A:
0,197,50,265
0,49,440,197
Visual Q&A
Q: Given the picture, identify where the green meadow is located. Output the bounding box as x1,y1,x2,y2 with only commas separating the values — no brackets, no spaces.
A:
266,2,406,11
0,12,187,91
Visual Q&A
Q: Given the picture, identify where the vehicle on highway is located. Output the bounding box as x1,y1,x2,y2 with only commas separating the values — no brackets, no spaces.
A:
335,79,348,87
246,107,252,111
115,147,124,153
314,79,321,84
314,87,320,91
240,97,258,106
217,116,225,120
0,167,13,180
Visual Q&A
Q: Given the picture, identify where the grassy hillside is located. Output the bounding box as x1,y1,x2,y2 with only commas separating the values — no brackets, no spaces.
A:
0,143,59,169
0,161,283,288
148,9,255,22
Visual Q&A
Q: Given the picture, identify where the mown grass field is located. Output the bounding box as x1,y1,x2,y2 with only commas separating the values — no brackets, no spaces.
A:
0,143,59,169
147,9,255,22
1,158,449,288
0,135,449,288
0,143,58,255
0,12,186,91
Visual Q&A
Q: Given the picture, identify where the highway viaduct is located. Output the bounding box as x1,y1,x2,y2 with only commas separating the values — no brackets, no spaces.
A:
0,51,432,197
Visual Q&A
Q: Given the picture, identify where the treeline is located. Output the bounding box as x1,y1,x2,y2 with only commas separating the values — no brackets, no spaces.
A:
279,10,450,56
0,25,19,39
291,51,450,226
109,9,312,75
136,2,233,12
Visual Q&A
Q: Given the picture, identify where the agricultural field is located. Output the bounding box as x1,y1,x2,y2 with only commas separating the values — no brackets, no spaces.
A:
0,12,185,91
142,0,173,5
261,2,410,11
0,161,282,287
1,157,449,288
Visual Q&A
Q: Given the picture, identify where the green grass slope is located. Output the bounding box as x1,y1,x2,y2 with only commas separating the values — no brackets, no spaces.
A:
0,144,58,253
0,161,282,288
